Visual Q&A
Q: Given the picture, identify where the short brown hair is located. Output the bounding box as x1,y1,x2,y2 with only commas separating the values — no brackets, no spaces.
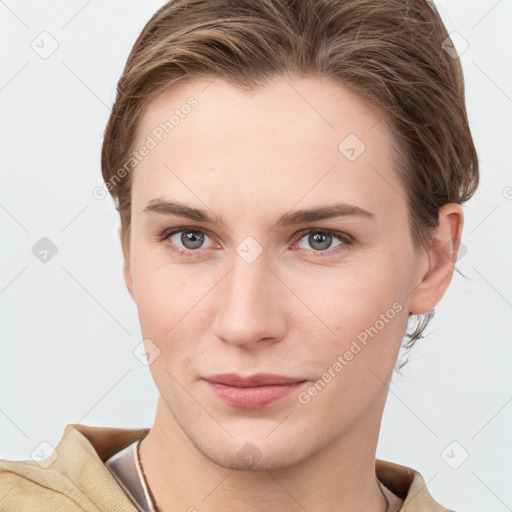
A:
101,0,479,363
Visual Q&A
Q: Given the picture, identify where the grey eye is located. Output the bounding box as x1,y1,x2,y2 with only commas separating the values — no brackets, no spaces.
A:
297,231,344,251
170,230,208,250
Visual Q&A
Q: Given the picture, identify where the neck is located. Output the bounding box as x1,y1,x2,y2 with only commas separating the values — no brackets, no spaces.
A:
139,387,395,512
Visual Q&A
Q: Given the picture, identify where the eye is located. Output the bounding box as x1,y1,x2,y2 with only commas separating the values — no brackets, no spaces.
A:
294,229,352,255
157,226,353,258
159,227,216,256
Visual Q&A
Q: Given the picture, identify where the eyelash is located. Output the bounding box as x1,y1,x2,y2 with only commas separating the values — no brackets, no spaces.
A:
157,226,353,258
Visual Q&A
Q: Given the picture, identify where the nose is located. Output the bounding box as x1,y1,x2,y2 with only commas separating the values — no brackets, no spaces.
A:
212,247,288,349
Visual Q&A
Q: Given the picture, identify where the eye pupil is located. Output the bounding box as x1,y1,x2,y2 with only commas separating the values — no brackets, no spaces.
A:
167,228,346,256
309,232,332,250
182,230,204,249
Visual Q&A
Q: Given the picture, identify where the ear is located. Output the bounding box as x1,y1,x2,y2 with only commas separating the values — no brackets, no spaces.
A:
408,203,464,315
118,226,134,300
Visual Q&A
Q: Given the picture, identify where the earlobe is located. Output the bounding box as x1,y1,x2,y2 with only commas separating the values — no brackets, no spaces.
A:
123,259,135,300
118,226,135,300
408,203,464,315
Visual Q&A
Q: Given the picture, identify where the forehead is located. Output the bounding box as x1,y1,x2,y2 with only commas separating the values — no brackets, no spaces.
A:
135,74,389,148
131,75,405,222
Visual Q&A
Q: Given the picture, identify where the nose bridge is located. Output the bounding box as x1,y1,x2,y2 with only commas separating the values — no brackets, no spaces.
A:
212,240,285,347
226,242,272,312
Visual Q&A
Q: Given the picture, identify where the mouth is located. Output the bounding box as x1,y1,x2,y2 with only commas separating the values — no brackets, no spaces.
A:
202,373,308,409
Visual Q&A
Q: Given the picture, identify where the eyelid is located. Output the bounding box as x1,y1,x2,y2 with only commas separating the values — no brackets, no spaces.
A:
157,226,354,256
292,227,354,245
157,226,219,253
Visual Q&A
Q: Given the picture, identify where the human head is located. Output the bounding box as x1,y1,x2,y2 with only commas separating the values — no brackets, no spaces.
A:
99,0,479,473
101,0,479,357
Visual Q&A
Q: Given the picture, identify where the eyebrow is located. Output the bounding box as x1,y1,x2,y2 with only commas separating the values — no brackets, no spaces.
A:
143,198,375,226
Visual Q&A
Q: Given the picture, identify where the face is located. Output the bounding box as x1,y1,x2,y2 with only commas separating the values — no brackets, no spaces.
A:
123,75,431,470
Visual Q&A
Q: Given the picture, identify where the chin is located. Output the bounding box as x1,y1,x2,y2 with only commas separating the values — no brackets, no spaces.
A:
195,436,312,472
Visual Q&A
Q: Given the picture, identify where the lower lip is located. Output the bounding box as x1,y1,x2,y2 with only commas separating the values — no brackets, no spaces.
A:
204,380,307,408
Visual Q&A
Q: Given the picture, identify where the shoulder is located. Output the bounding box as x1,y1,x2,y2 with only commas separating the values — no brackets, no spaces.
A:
0,423,146,511
0,457,86,511
376,458,459,511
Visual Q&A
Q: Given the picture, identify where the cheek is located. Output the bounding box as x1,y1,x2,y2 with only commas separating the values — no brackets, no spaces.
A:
296,274,408,419
129,241,194,332
299,260,406,336
130,232,412,364
130,257,211,369
292,256,410,385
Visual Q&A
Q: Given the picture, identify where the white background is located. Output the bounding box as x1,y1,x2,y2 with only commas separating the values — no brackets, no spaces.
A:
1,1,511,510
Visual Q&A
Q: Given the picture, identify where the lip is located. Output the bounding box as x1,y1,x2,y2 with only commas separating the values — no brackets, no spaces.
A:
203,373,306,386
202,373,307,408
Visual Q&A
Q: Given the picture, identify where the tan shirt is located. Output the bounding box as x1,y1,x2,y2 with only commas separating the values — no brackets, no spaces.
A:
0,423,456,511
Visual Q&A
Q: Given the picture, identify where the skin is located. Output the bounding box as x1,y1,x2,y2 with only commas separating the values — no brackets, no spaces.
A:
122,75,463,512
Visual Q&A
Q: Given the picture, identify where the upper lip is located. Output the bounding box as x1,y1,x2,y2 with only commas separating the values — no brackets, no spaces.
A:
203,373,306,387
